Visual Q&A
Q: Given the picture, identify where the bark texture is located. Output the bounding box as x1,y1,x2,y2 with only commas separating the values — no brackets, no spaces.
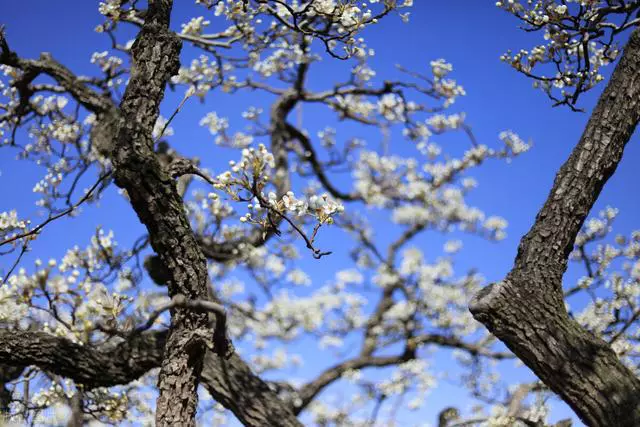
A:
470,28,640,426
0,330,166,389
200,353,303,427
0,330,302,426
108,1,209,425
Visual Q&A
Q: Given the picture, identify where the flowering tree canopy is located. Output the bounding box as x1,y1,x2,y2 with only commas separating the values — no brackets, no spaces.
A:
0,1,639,426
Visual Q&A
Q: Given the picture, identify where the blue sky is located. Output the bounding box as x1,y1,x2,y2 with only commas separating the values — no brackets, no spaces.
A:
2,1,639,426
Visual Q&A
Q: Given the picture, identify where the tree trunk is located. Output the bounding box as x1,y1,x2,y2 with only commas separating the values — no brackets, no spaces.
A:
470,27,640,426
200,352,303,427
108,1,209,425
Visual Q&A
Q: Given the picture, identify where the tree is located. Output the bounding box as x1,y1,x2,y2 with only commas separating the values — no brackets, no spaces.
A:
0,1,638,426
471,2,640,425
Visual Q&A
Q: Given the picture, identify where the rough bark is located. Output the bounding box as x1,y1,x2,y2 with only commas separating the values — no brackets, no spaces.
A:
0,330,166,389
0,330,302,426
0,365,22,414
107,1,210,425
469,28,640,426
142,253,303,426
200,353,303,427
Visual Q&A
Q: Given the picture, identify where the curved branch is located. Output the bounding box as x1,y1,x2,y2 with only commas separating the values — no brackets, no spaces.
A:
470,27,640,426
0,329,302,426
0,330,166,389
0,30,112,115
414,334,514,360
294,353,411,414
200,352,303,427
0,173,112,248
285,121,360,201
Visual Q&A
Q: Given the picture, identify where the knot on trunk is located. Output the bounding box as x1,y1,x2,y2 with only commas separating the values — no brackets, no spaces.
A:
468,280,509,323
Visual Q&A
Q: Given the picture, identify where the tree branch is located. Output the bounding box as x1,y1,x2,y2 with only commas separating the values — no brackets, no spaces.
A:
0,329,303,426
470,27,640,426
0,330,166,389
294,353,411,414
0,29,112,115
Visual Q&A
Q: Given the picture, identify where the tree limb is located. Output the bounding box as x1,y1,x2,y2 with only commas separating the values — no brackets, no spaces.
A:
0,329,303,426
108,1,210,424
0,330,166,389
295,353,411,414
470,27,640,426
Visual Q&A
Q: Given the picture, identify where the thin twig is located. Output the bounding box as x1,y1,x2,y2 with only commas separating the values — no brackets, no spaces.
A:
0,173,112,248
154,90,194,143
1,243,28,285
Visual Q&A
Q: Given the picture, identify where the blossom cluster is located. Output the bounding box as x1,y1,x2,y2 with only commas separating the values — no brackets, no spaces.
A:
0,210,28,243
496,0,637,106
210,144,344,229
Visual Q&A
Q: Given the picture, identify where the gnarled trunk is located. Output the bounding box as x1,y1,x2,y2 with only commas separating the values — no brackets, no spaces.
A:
470,28,640,426
108,1,208,424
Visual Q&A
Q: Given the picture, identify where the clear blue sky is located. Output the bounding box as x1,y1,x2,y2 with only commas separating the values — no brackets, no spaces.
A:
2,2,639,426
